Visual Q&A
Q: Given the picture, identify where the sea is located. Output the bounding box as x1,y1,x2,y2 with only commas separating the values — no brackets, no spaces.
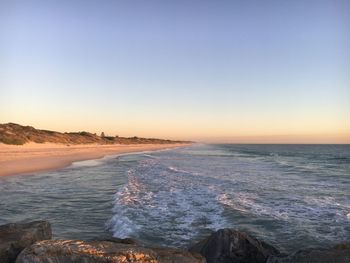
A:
0,144,349,253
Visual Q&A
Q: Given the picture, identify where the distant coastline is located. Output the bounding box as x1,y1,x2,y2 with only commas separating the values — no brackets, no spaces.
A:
0,122,192,177
0,123,190,145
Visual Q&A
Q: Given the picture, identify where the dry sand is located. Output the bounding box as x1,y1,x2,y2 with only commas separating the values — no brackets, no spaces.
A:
0,142,190,177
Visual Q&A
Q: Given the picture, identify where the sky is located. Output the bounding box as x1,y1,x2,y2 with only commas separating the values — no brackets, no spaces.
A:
1,0,349,143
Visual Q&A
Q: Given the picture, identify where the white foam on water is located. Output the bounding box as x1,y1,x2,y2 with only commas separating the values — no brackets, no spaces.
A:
108,158,227,246
167,166,198,175
217,192,252,214
70,159,106,168
70,147,170,169
142,154,159,159
107,144,350,250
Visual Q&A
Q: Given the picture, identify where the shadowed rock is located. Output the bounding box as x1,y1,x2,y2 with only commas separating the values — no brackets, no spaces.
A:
190,229,279,263
95,236,140,245
266,242,350,263
15,239,205,263
0,221,52,263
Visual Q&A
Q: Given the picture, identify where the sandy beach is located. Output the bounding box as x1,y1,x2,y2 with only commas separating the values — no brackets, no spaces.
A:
0,142,190,177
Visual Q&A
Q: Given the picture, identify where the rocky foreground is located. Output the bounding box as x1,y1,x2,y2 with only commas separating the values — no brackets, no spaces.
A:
0,221,349,263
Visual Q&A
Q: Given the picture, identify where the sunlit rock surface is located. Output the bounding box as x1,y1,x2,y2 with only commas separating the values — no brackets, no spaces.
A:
15,239,205,263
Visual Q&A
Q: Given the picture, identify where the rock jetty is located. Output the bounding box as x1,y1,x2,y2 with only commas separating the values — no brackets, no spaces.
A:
16,239,204,263
0,221,349,263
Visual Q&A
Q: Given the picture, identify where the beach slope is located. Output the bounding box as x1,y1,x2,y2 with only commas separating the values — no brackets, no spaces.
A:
0,142,190,177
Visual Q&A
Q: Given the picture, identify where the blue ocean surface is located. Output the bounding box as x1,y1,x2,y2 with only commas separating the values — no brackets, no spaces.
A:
0,144,349,253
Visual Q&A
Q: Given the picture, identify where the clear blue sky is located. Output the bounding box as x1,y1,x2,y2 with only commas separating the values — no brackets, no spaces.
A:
1,0,349,142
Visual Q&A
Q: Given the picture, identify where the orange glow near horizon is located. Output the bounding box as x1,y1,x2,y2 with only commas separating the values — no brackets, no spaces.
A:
1,112,349,144
1,0,350,144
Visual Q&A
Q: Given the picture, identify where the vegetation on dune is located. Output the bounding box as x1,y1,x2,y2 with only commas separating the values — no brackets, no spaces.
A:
0,123,189,145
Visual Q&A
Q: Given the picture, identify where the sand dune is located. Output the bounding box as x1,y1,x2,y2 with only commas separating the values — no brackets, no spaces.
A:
0,142,190,177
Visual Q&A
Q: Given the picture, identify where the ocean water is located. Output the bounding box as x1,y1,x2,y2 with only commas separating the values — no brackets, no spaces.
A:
0,144,349,253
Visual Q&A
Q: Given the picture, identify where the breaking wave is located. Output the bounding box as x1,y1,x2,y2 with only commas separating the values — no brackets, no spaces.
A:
108,144,350,251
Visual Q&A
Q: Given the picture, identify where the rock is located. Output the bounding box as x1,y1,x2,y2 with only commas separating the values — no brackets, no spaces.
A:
15,239,205,263
96,236,140,245
0,221,52,263
266,242,350,263
190,228,279,263
333,243,350,250
153,247,206,263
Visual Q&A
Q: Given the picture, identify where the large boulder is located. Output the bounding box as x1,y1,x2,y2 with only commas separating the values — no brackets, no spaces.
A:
15,239,205,263
266,242,350,263
190,229,279,263
0,221,52,263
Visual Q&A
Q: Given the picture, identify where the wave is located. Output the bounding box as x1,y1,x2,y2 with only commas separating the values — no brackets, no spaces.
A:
167,166,198,175
70,159,106,168
107,144,350,250
142,154,158,159
108,160,227,247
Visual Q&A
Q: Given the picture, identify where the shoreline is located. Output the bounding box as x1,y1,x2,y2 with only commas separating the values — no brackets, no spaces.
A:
0,142,191,177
